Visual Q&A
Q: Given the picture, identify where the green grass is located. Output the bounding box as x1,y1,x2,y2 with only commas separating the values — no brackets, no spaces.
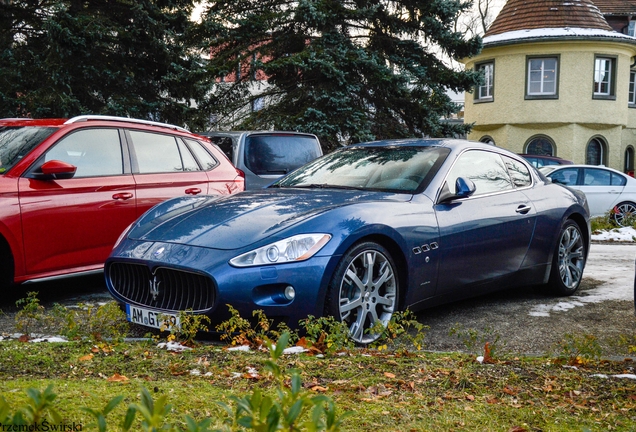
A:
1,339,635,430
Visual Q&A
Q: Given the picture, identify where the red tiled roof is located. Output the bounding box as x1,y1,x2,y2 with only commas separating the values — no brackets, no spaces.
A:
592,0,636,15
485,0,613,37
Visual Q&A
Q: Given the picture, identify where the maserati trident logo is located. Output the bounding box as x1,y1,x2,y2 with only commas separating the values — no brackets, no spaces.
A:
149,275,161,301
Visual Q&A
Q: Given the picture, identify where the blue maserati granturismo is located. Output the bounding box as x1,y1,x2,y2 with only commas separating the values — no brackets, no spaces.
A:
105,139,590,343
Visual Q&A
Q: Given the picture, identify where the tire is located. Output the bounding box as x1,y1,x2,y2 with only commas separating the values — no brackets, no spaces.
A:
324,242,399,344
612,202,636,227
547,220,586,296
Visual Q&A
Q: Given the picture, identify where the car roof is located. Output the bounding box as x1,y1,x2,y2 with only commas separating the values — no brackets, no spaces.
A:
200,131,319,139
351,138,510,152
543,164,629,175
0,115,193,135
0,118,67,127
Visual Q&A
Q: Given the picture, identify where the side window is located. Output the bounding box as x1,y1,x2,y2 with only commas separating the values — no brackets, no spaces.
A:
184,139,218,171
209,136,233,160
583,168,611,186
45,128,123,177
549,168,579,186
177,140,200,172
446,150,513,196
502,156,532,188
612,172,627,186
129,131,183,174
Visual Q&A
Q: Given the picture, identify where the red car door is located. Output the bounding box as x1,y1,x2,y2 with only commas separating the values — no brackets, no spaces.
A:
126,130,211,215
18,128,136,277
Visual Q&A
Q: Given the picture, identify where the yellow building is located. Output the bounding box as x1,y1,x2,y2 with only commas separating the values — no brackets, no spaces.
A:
462,0,636,174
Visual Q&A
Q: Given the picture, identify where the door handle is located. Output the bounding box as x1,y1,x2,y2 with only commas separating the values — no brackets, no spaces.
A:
515,205,532,214
185,188,202,195
112,192,133,200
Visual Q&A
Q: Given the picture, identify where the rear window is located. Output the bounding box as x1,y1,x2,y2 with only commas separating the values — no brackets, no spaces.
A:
0,126,57,174
244,134,320,175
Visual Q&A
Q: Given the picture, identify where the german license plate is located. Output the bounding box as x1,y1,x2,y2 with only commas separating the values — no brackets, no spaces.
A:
126,304,179,330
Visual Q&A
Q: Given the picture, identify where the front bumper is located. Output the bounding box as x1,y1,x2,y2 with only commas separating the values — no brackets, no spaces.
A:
105,240,335,328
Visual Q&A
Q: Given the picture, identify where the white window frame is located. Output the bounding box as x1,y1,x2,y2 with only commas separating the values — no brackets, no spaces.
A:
477,62,494,101
526,57,558,97
630,71,636,106
594,57,614,97
629,21,636,37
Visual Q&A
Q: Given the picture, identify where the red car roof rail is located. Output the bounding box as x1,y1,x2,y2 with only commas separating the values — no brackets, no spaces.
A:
64,115,190,133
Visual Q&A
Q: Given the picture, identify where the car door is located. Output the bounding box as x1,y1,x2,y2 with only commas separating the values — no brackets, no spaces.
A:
577,168,625,217
434,150,536,294
126,130,211,215
18,128,136,276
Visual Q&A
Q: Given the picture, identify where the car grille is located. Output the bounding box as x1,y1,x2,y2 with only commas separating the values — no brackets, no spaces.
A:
107,263,215,312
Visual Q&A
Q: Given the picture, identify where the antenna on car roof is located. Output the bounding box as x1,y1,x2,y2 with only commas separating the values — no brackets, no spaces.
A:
64,115,190,133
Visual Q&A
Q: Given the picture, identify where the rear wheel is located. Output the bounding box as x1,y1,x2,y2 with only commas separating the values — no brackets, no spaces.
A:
325,242,399,344
547,220,586,295
612,202,636,227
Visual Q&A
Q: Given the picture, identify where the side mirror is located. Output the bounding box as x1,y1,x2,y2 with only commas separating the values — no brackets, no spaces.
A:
33,160,77,180
455,177,476,198
438,177,476,203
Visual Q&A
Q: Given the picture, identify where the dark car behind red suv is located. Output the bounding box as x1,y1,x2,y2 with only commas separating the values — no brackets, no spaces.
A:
0,115,244,288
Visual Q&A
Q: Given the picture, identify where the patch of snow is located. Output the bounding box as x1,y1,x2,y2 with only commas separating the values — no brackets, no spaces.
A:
592,227,636,242
283,346,308,355
157,341,192,352
484,27,636,46
29,336,68,343
228,345,251,352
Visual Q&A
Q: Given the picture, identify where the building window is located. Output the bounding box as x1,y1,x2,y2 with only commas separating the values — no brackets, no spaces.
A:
480,136,495,145
625,146,634,175
629,21,635,37
630,71,636,106
525,136,555,156
593,56,616,99
526,56,558,99
475,61,494,102
586,137,607,165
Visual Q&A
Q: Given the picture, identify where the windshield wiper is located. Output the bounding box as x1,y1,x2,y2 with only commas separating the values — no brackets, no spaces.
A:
288,184,365,190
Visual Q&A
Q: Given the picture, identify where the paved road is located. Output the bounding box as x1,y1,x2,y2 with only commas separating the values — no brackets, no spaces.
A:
417,242,636,355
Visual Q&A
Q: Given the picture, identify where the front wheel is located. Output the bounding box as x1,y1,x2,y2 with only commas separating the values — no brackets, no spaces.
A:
325,242,399,344
547,220,586,295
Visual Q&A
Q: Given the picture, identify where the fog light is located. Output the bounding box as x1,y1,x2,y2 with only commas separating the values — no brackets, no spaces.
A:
284,285,296,300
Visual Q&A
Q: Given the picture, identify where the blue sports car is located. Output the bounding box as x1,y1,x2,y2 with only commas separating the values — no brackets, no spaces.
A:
105,139,590,343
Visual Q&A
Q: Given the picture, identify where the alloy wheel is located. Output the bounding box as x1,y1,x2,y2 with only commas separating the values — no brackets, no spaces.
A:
338,249,397,344
557,225,585,290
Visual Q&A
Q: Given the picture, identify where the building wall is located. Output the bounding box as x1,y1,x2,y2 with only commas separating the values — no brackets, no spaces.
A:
463,39,636,170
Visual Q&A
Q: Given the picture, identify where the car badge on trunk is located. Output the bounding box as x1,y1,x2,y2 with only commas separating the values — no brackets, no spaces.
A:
149,275,161,301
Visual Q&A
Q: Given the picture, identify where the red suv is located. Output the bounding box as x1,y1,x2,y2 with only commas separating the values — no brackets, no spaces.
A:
0,115,244,288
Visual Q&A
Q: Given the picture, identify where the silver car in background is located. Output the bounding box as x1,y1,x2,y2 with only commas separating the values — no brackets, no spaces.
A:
201,131,323,189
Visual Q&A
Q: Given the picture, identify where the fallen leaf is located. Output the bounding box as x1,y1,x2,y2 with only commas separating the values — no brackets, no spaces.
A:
311,386,328,392
465,394,475,401
79,354,93,362
384,372,396,379
107,373,129,382
508,427,527,432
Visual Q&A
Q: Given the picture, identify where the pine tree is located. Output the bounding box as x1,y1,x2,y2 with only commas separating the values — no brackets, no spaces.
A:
0,0,208,129
200,0,482,149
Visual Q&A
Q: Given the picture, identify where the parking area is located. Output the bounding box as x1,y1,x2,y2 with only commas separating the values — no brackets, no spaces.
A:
0,244,634,356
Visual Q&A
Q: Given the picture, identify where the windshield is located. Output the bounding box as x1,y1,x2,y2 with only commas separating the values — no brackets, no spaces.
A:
274,146,450,193
0,126,57,174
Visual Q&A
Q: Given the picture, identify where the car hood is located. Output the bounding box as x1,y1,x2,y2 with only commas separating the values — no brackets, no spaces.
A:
129,188,410,250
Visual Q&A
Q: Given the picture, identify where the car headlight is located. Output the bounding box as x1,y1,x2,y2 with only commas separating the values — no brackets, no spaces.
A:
229,234,331,267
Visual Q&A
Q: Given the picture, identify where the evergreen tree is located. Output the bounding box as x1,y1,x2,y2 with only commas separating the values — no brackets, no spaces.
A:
0,0,209,129
200,0,482,149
